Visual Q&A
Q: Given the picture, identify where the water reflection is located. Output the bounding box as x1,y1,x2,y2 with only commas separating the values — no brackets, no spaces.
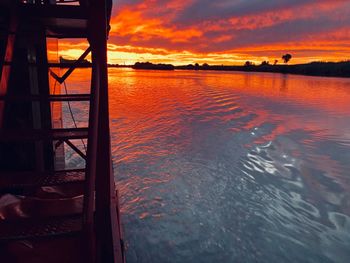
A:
67,69,350,263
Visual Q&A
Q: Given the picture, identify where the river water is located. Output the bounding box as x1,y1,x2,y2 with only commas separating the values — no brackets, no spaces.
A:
64,69,350,263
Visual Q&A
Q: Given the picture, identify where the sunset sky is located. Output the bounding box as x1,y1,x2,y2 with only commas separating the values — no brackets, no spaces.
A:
60,0,350,65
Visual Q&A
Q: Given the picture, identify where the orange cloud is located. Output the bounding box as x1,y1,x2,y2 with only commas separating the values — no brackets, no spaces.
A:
57,38,350,66
111,2,202,43
57,0,350,65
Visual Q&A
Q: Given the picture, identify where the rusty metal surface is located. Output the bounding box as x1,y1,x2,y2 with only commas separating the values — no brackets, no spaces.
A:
0,127,89,141
0,169,85,190
0,214,82,240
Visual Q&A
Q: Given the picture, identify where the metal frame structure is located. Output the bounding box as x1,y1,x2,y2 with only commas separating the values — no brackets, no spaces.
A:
0,0,124,262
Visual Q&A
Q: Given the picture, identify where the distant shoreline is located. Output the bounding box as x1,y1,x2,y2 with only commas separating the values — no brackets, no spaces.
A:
57,59,350,78
108,61,350,78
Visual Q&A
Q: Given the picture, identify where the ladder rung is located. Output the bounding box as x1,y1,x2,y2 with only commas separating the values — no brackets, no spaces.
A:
0,168,85,190
46,29,88,39
20,4,88,20
0,215,82,241
50,94,90,101
48,62,92,68
0,94,91,102
19,4,89,38
0,128,89,141
3,62,91,68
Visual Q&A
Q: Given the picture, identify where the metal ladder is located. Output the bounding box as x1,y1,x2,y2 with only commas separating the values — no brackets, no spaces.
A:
0,1,123,262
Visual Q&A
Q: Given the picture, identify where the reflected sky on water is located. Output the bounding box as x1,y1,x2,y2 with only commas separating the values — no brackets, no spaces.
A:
65,69,350,263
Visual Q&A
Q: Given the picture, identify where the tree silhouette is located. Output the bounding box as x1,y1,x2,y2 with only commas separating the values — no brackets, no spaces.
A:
274,60,278,65
282,54,292,64
260,61,269,66
244,61,253,67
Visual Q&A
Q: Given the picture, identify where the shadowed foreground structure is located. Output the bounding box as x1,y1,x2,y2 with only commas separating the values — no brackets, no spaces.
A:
0,0,124,262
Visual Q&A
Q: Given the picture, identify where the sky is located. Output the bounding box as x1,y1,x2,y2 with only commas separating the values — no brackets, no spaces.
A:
59,0,350,65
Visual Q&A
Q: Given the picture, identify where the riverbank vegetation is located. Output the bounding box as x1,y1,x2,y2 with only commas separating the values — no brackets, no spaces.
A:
120,60,350,78
176,61,350,78
60,55,350,78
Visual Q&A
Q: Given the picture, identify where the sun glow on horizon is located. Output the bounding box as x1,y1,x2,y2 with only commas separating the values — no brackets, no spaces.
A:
57,41,350,66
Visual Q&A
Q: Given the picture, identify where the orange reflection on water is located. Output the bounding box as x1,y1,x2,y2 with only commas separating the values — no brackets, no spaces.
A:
64,69,350,262
106,68,350,189
66,68,350,189
65,68,350,138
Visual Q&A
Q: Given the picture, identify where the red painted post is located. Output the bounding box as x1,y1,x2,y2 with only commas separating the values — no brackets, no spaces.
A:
0,7,17,127
84,0,123,262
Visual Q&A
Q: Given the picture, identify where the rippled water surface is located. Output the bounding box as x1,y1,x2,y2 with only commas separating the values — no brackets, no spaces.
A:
65,69,350,263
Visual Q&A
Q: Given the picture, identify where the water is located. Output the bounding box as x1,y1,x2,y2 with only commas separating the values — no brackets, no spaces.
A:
64,69,350,263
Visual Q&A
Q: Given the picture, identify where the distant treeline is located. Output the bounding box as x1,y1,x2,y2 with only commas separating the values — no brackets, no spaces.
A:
60,57,350,78
108,61,350,78
176,61,350,78
131,62,175,70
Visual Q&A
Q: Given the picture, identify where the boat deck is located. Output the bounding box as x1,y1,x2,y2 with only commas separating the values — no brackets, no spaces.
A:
1,234,85,263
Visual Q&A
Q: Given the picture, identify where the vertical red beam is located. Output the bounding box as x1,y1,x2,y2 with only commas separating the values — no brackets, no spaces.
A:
0,10,17,127
83,50,99,263
86,0,123,262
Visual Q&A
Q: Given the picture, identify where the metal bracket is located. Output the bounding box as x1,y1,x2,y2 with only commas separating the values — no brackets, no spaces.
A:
64,139,87,160
50,46,91,84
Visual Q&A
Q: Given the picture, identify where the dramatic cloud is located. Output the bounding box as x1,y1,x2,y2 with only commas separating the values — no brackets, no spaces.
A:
61,0,350,65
